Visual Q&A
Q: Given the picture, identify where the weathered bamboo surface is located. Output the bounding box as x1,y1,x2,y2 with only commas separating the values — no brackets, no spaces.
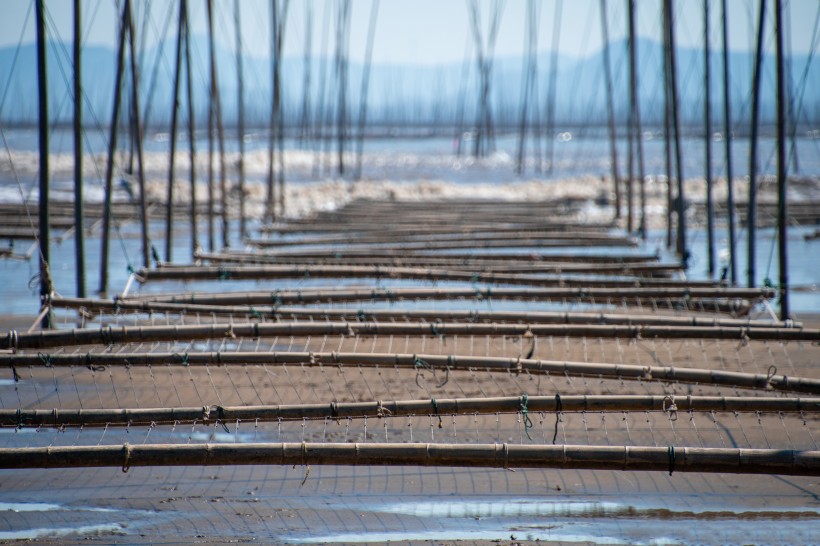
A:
138,264,711,288
4,395,818,428
0,443,818,476
49,297,797,328
2,351,817,394
6,319,817,350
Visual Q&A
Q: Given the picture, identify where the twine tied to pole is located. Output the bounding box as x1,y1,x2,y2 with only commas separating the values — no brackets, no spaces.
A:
520,394,534,440
430,398,442,428
552,394,563,444
663,395,678,421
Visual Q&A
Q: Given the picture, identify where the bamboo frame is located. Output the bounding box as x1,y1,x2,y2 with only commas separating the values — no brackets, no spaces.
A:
0,443,817,476
2,351,817,394
4,395,818,428
49,298,798,329
5,319,817,350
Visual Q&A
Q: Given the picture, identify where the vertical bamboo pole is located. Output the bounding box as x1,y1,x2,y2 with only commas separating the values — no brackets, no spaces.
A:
774,0,789,320
234,0,247,239
545,0,562,175
625,0,635,234
73,0,85,298
206,0,228,249
628,0,646,238
165,2,184,263
35,0,51,327
266,0,277,223
354,0,380,182
748,0,767,287
182,0,198,258
704,0,715,276
600,0,620,220
276,1,290,216
126,3,150,269
662,4,674,249
99,1,128,296
721,0,736,284
667,0,687,264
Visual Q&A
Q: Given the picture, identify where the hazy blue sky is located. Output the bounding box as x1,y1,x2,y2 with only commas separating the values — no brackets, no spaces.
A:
1,0,817,64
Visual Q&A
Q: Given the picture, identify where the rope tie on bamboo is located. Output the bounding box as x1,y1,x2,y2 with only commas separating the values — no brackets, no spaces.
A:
330,401,339,423
38,352,52,368
766,365,777,389
217,267,231,281
520,395,533,440
15,408,22,429
429,322,445,344
552,394,563,444
299,442,310,486
174,352,190,367
7,330,17,351
271,291,283,308
215,406,230,433
523,330,536,359
122,443,132,473
100,325,114,346
663,395,678,422
376,400,391,418
430,398,442,428
667,445,676,476
357,309,367,322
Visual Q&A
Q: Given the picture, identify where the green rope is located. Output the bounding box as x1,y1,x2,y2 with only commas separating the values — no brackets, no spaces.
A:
520,394,534,440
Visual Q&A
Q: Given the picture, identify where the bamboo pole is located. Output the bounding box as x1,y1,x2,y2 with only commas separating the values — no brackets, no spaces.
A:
164,0,184,263
774,0,789,321
748,0,767,287
0,443,817,476
667,0,687,264
235,0,246,240
35,0,51,328
135,264,719,289
73,0,85,299
721,0,737,285
3,351,817,393
599,0,620,220
5,395,818,428
248,238,637,251
248,231,634,247
126,3,150,269
704,0,715,276
48,297,799,330
99,1,129,295
183,0,197,259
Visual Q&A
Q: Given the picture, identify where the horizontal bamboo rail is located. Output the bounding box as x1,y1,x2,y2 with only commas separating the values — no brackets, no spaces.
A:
215,250,661,264
259,222,611,235
138,264,718,289
2,351,817,394
4,395,818,428
248,237,638,251
0,443,817,476
120,286,767,315
6,320,817,350
196,252,683,277
247,231,633,248
49,298,797,329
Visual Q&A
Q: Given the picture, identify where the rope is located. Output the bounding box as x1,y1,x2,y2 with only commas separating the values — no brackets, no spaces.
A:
122,443,132,473
520,394,534,440
37,352,52,368
663,395,678,421
552,394,562,444
667,445,676,476
430,398,442,428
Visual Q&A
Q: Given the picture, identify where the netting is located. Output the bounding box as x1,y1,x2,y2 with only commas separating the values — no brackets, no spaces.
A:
2,198,819,543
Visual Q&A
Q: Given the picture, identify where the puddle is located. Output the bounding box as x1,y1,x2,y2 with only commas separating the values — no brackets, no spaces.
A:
0,379,19,386
0,523,126,540
186,431,257,443
0,501,116,513
377,499,624,518
286,529,630,544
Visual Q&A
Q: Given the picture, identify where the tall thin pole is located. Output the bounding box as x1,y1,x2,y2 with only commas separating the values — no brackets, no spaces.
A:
667,0,687,264
600,0,620,220
354,0,380,181
748,0,767,287
774,0,789,320
662,3,674,248
628,0,646,238
234,0,247,239
165,1,184,263
35,0,51,327
206,0,228,248
266,0,277,223
276,1,290,215
704,0,715,276
73,0,85,298
99,0,129,296
545,0,563,175
721,0,736,284
182,0,198,258
625,0,634,234
126,2,150,269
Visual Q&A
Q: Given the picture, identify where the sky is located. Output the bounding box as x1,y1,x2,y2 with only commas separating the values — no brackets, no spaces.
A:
0,0,817,65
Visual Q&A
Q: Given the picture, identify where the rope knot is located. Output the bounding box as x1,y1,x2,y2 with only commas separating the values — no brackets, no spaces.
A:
662,395,678,421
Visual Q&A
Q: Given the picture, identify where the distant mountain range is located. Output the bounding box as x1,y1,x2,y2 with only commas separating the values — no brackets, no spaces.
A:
0,35,816,129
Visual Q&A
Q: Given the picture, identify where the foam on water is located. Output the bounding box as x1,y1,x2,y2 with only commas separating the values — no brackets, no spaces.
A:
0,523,126,540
